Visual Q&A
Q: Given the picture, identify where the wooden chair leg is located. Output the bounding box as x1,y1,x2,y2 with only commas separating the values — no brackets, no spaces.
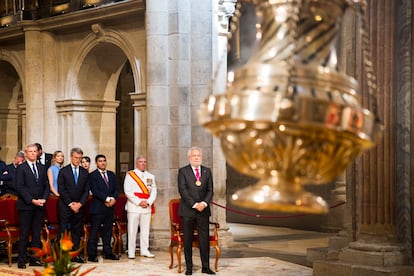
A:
83,238,88,259
177,245,182,273
214,245,221,272
112,235,118,254
118,233,122,255
8,240,12,267
111,226,117,254
169,244,174,269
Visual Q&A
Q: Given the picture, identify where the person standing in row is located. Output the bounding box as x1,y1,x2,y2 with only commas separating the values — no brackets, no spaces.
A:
87,154,119,262
3,151,25,196
81,156,91,173
35,143,53,170
58,147,90,263
0,146,11,196
47,150,64,197
124,155,157,259
178,147,215,275
15,144,50,269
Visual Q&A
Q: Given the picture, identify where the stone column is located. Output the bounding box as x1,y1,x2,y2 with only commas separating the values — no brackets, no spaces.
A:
145,0,174,247
23,24,43,143
145,0,237,248
19,103,27,147
55,99,119,171
313,1,414,274
41,31,58,151
130,92,147,160
0,108,20,160
211,0,237,246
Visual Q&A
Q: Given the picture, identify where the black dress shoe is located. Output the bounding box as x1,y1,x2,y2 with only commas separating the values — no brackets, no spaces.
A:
72,256,86,263
18,262,26,269
88,256,98,262
104,253,120,260
185,270,192,275
202,268,216,274
29,259,43,266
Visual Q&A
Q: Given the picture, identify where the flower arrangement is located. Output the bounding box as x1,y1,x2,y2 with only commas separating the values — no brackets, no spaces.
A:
31,232,96,276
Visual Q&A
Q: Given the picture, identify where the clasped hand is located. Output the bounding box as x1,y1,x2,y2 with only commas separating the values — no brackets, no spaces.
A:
32,198,46,207
138,200,149,208
105,198,116,207
70,202,82,213
195,202,206,212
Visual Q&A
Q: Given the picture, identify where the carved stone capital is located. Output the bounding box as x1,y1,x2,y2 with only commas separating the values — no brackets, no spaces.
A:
217,0,237,33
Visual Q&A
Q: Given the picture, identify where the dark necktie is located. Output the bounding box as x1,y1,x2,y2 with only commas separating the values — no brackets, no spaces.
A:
102,171,109,188
32,163,38,180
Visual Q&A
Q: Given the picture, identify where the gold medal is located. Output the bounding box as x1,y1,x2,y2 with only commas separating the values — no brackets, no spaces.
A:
195,180,201,186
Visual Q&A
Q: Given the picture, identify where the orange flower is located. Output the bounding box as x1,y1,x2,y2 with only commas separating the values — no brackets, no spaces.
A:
60,232,74,251
31,231,95,275
68,248,81,259
31,240,51,258
43,255,55,263
42,265,55,276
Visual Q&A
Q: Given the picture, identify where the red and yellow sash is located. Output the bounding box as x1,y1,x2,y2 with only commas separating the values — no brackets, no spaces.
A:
128,171,155,214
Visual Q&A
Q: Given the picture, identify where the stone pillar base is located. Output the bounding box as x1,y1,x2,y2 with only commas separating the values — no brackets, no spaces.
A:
313,259,414,276
313,244,414,276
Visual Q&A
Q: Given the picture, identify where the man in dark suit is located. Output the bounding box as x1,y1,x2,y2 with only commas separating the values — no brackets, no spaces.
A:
15,144,50,269
3,151,25,196
87,154,119,262
178,147,215,275
0,157,9,196
58,147,90,263
35,143,53,170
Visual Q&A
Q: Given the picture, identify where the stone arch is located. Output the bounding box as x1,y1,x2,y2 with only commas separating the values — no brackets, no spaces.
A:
57,24,145,172
0,49,25,91
66,24,144,99
0,49,25,160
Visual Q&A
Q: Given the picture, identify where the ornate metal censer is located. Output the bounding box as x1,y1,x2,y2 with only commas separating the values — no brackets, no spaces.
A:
199,0,382,214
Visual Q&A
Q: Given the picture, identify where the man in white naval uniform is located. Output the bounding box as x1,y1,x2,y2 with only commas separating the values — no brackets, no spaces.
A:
124,155,157,259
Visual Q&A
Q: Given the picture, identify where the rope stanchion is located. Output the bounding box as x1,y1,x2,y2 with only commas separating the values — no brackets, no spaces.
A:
211,200,346,219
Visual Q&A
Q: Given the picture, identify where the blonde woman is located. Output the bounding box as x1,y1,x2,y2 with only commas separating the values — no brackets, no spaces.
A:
48,150,64,197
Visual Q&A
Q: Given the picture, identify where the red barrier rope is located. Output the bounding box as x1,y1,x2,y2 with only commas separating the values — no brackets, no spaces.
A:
211,200,346,219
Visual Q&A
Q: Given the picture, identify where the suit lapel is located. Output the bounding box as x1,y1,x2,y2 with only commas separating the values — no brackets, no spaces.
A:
187,165,197,184
200,166,206,184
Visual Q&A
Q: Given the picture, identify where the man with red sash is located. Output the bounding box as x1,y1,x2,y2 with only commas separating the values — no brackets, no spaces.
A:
124,155,157,259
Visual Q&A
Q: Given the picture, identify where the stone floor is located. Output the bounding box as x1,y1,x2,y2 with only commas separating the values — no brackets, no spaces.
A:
0,223,331,275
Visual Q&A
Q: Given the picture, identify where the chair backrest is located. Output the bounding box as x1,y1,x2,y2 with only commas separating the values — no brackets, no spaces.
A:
114,193,127,221
83,195,92,223
169,198,182,229
45,196,59,224
0,198,19,225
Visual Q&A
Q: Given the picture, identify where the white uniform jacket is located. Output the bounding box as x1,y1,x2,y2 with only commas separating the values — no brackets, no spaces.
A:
124,169,157,213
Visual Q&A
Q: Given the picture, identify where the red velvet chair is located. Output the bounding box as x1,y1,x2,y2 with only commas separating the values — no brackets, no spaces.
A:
0,197,20,266
168,198,220,273
82,195,93,258
113,193,127,255
44,195,59,243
